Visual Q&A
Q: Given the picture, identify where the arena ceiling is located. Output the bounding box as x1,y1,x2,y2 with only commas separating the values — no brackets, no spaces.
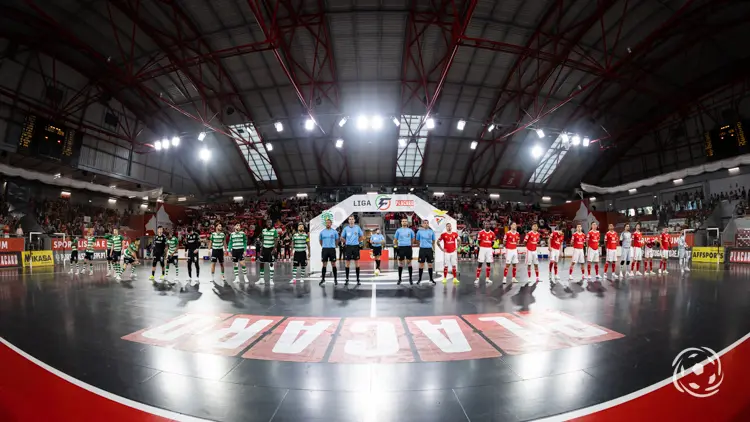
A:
1,0,750,196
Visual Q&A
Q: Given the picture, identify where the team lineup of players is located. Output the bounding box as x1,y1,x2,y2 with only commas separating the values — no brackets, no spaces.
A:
66,216,690,290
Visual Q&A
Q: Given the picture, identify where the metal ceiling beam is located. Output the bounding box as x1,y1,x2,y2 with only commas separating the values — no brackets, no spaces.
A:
106,0,282,193
247,0,344,186
466,0,621,189
396,0,477,185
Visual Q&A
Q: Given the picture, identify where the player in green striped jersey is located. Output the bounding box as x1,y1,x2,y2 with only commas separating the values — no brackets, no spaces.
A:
68,236,80,275
258,219,279,285
121,238,140,281
229,223,248,283
84,229,96,275
110,228,125,281
291,223,309,284
105,232,114,276
165,230,180,284
209,223,227,283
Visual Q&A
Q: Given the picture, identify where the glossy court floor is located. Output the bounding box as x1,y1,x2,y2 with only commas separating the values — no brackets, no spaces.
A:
1,259,749,422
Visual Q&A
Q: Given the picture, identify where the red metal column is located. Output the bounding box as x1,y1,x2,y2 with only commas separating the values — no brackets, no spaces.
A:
396,0,477,185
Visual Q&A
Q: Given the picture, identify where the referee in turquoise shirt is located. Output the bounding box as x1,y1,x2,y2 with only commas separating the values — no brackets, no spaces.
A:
394,218,416,285
416,219,436,285
370,228,385,276
340,215,364,286
318,219,339,286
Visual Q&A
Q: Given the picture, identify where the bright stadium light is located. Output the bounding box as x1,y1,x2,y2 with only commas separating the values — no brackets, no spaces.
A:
434,192,445,196
590,197,597,201
629,188,637,194
338,117,348,127
335,139,344,148
142,196,148,200
178,197,187,202
108,198,117,204
366,192,377,195
297,193,308,198
457,119,466,131
531,144,544,159
673,178,683,184
571,134,581,146
305,118,315,131
542,196,551,202
162,138,170,150
488,124,495,131
729,167,740,173
489,193,500,199
392,117,400,127
110,185,116,189
356,115,369,130
274,121,283,132
470,141,478,150
398,138,408,147
561,133,570,143
566,200,572,203
371,115,383,130
199,148,211,161
233,196,243,202
266,143,273,151
140,203,147,209
154,141,162,150
582,136,590,147
410,187,415,192
172,136,180,146
535,128,545,138
425,118,435,129
198,131,207,141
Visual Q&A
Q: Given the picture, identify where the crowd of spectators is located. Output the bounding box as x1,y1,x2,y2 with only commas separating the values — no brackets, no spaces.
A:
0,196,20,235
34,198,131,236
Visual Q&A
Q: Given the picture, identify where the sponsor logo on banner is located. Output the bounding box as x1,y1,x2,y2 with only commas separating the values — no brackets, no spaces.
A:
729,250,750,263
0,252,21,267
21,250,54,267
395,199,415,207
122,311,624,363
375,195,392,211
352,199,372,207
52,238,129,251
0,238,25,252
692,247,725,263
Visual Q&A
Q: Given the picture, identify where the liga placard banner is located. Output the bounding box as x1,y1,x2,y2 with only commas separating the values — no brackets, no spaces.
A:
309,194,457,273
729,249,750,264
21,250,54,267
692,247,725,263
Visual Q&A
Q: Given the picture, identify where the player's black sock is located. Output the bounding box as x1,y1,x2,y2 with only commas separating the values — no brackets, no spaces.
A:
345,267,350,281
428,268,433,281
151,269,155,276
376,260,380,270
398,266,403,280
408,266,413,280
355,267,360,281
322,267,327,280
195,261,200,277
418,268,423,281
332,267,337,280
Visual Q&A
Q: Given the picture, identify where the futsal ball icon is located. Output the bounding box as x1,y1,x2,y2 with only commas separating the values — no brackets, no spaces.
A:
672,347,723,398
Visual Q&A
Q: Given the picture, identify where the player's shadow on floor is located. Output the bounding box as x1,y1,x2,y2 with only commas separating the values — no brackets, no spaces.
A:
211,281,247,308
511,282,538,311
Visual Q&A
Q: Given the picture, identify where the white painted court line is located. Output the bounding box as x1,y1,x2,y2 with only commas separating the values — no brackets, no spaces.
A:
0,337,212,421
370,283,377,317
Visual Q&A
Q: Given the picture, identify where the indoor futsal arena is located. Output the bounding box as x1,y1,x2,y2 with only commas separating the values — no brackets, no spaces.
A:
2,0,750,421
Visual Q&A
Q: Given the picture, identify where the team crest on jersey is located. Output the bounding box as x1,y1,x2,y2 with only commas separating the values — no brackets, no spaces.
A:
375,195,392,211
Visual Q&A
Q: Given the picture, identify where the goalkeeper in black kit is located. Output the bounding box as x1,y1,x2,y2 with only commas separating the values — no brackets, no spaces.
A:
185,226,201,286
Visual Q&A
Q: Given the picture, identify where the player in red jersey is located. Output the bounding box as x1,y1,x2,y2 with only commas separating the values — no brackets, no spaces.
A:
438,222,460,285
501,222,521,284
630,223,645,275
659,227,671,275
548,226,564,283
586,222,601,281
523,223,541,283
569,224,587,283
644,237,657,275
475,221,496,286
603,224,619,280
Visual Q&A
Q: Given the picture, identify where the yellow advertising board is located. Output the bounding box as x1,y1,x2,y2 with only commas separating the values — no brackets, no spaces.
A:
691,247,725,263
21,250,55,267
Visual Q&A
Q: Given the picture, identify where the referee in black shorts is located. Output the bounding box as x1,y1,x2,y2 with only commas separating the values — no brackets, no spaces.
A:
340,215,364,286
394,218,416,285
319,219,339,285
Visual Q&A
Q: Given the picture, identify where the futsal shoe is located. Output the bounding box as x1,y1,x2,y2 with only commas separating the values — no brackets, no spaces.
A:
511,277,518,283
374,269,380,276
106,270,111,276
663,269,669,274
635,271,642,276
442,277,448,284
319,279,325,286
115,275,122,282
612,273,618,280
290,278,296,284
75,270,80,275
68,268,74,274
89,270,94,275
658,269,662,275
685,267,691,272
268,278,274,285
474,278,480,286
453,277,460,285
486,279,493,285
149,275,155,281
